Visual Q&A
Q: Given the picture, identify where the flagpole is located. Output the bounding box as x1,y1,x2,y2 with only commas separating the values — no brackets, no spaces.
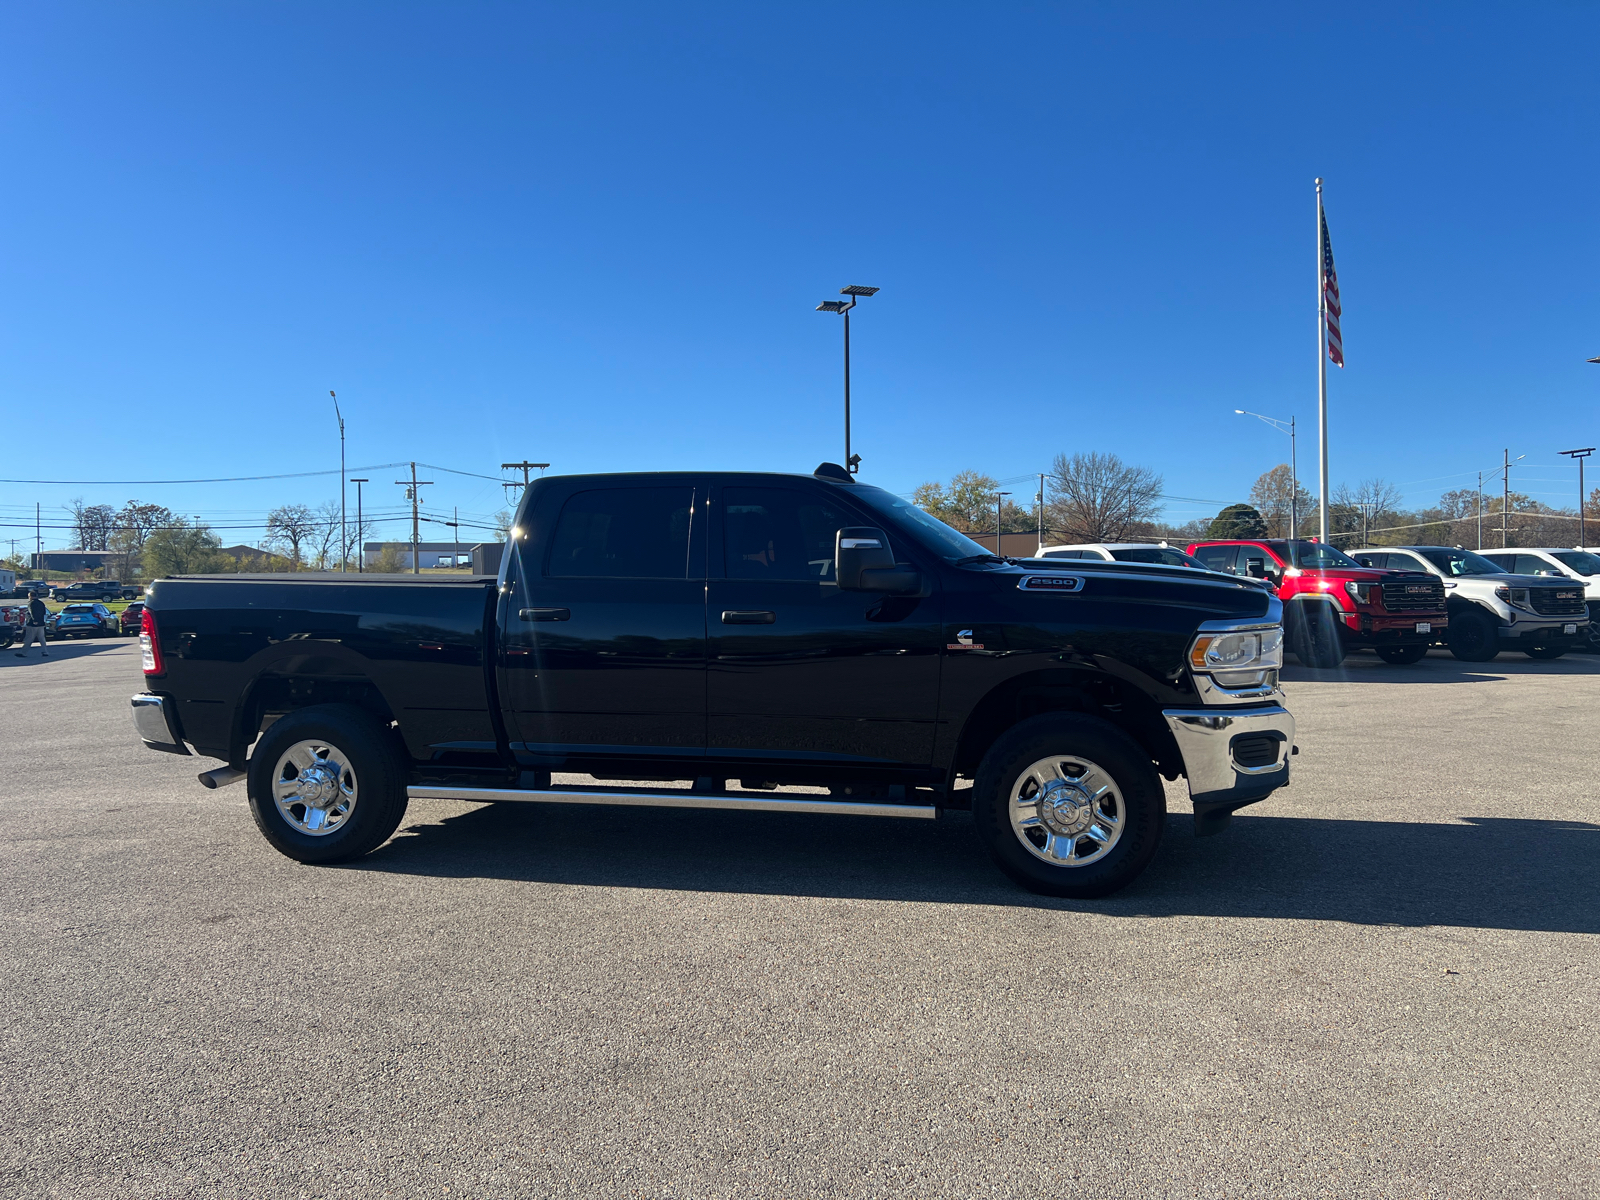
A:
1316,177,1329,544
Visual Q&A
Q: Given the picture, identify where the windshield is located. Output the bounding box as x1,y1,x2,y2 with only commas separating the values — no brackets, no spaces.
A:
1419,548,1505,576
1272,540,1362,569
851,485,994,561
1111,547,1204,568
1553,551,1600,576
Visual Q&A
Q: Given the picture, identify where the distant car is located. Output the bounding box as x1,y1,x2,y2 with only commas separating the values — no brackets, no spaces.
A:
0,604,25,648
119,601,146,636
49,602,118,639
120,584,144,600
52,581,122,602
1038,542,1210,570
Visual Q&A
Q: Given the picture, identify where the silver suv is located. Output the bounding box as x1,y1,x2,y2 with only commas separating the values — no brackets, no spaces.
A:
1350,546,1588,661
1479,548,1600,652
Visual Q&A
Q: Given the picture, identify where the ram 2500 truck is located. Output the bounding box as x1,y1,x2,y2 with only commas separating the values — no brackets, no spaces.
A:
1188,538,1447,667
131,465,1295,899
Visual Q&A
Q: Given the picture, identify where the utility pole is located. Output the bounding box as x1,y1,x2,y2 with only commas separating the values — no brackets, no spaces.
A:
453,506,459,570
1560,448,1594,548
995,492,1011,556
36,502,41,563
350,479,368,572
1477,471,1483,550
501,461,550,507
394,463,433,575
1503,448,1510,549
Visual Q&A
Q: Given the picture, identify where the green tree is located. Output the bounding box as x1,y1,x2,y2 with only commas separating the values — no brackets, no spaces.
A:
373,545,406,573
1205,503,1267,539
143,519,230,577
913,470,1012,534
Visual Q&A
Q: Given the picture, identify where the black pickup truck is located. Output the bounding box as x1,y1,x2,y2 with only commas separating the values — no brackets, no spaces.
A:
131,465,1295,898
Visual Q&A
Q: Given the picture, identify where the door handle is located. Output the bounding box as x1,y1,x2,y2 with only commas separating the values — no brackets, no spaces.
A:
721,610,776,624
519,607,570,622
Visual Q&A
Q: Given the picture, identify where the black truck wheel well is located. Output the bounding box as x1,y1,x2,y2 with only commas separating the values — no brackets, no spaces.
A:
233,672,397,764
951,670,1182,782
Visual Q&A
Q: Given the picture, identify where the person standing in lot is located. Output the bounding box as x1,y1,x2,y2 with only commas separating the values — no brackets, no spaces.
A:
15,596,49,658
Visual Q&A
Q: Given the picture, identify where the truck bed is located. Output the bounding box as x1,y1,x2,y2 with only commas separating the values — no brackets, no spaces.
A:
147,573,500,765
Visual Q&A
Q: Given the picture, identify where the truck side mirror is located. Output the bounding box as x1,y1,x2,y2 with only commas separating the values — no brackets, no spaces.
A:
836,527,921,594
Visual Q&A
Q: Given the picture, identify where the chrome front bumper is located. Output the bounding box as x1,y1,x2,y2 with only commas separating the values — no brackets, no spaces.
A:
1162,704,1294,836
131,693,190,756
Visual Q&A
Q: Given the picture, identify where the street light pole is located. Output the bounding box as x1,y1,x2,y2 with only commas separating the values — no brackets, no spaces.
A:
349,479,368,572
332,391,345,571
1560,448,1595,548
816,285,879,474
1234,409,1298,536
996,492,1011,556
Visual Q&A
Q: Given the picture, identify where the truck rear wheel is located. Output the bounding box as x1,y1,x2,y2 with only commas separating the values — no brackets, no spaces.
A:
1289,603,1346,668
1376,644,1427,665
1447,608,1500,662
972,714,1165,899
246,704,410,864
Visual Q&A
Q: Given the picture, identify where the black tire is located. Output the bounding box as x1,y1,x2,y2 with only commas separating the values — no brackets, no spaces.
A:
1376,643,1428,665
1447,608,1500,662
972,713,1165,899
246,704,410,864
1525,645,1566,660
1288,602,1346,668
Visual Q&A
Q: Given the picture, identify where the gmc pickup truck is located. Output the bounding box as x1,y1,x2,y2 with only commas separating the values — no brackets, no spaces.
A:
131,465,1295,898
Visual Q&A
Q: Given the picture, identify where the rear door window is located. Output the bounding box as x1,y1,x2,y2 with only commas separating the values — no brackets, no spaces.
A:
1191,544,1240,574
546,487,695,578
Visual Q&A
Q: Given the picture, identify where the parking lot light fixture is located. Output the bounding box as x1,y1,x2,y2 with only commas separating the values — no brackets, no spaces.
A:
1235,409,1298,537
1559,448,1595,548
815,285,879,474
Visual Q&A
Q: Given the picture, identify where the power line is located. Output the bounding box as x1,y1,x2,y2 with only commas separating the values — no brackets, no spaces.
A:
0,463,408,486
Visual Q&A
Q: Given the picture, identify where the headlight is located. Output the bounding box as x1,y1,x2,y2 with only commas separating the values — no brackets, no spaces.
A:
1494,586,1532,610
1189,627,1284,677
1344,581,1372,603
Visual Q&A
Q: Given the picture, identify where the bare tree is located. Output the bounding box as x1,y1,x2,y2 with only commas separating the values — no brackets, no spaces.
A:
118,501,178,549
66,499,118,550
308,501,343,570
265,503,319,570
1248,466,1316,539
1046,452,1163,543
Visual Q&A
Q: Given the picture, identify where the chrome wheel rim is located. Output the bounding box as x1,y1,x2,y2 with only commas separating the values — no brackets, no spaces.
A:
1009,754,1125,868
271,740,358,836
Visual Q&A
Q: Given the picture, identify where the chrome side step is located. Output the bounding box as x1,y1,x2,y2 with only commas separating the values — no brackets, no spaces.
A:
405,784,937,820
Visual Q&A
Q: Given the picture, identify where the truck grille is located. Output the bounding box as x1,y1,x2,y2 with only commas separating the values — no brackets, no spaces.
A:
1379,574,1446,612
1530,587,1587,617
1231,734,1282,770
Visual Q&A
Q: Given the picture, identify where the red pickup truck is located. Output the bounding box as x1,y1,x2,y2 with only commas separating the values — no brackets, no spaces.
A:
1187,539,1447,667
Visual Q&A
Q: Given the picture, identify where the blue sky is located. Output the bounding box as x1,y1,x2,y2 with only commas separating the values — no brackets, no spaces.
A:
3,3,1597,548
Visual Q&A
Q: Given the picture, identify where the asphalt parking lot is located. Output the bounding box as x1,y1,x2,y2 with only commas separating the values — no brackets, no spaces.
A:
2,641,1597,1199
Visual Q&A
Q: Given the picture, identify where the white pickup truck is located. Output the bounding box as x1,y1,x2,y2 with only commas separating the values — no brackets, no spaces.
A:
1350,545,1588,661
1480,548,1600,652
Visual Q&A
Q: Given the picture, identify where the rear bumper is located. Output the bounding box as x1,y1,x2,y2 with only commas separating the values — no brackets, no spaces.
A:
1162,705,1295,837
131,693,190,756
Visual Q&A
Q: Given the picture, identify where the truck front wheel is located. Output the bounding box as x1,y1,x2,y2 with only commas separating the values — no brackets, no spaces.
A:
246,704,410,864
972,714,1165,899
1446,609,1500,662
1288,603,1346,668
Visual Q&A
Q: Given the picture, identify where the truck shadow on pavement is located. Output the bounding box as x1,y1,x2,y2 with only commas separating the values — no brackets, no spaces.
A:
1283,650,1600,684
352,802,1600,935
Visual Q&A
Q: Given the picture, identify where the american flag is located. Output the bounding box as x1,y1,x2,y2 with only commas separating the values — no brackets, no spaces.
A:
1320,207,1343,367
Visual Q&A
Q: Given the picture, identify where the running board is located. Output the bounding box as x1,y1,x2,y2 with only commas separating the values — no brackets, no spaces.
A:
405,784,938,820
